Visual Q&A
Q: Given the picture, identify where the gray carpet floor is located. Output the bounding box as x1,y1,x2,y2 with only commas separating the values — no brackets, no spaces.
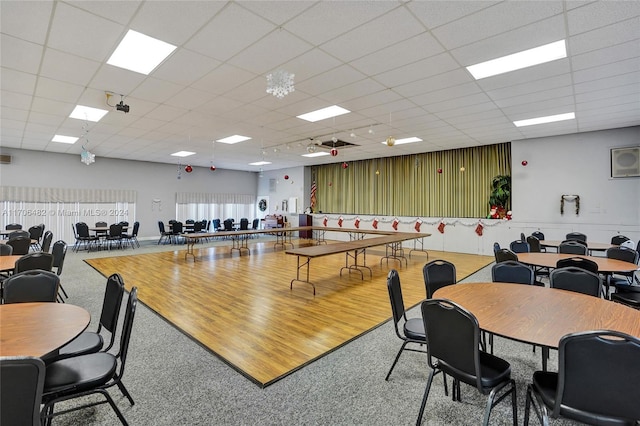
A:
49,238,578,425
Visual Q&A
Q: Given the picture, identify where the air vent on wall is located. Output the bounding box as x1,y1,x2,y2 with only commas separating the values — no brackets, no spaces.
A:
0,154,12,164
611,146,640,178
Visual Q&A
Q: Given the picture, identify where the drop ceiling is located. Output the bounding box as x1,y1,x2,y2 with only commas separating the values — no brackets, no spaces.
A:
1,1,639,172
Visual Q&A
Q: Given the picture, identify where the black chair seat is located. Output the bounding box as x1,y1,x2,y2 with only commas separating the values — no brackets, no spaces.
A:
56,332,103,359
44,352,116,394
439,351,511,390
403,318,425,341
611,291,640,307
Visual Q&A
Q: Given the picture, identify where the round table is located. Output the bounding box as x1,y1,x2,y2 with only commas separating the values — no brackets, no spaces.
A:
0,255,22,273
0,302,90,358
434,282,640,369
539,240,614,252
516,252,638,274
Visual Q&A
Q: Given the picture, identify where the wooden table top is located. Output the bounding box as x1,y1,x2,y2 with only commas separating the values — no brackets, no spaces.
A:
0,255,22,272
540,240,614,251
434,282,640,349
0,302,90,357
517,252,639,273
286,232,430,258
0,239,37,245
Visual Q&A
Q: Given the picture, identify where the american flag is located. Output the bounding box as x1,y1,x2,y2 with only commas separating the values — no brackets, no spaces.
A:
310,181,317,210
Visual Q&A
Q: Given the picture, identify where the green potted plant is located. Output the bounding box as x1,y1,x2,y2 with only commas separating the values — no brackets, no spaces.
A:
488,175,511,218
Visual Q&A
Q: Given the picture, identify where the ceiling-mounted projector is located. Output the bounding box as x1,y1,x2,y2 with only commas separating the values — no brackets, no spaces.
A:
116,100,130,113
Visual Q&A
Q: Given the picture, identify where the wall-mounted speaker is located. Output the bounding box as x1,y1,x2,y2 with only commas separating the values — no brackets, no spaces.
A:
611,146,640,178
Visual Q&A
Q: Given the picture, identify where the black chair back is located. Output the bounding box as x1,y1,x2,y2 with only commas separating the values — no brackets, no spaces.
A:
212,219,221,231
526,235,542,253
556,256,598,274
532,231,545,241
252,218,260,230
554,330,640,421
423,260,456,298
158,221,166,233
493,242,500,254
0,244,13,256
239,218,249,230
0,356,45,426
41,230,54,253
566,232,587,242
52,240,67,276
109,224,123,238
14,252,53,273
28,225,43,242
387,270,408,334
550,267,601,297
611,235,630,245
76,222,92,238
171,221,183,234
491,260,534,285
223,219,234,231
606,246,639,265
558,240,588,255
5,223,22,230
509,240,530,253
2,270,60,303
495,248,518,263
193,221,203,232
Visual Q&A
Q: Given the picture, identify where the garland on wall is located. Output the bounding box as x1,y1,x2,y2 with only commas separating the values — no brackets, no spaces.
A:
318,215,505,236
560,195,580,216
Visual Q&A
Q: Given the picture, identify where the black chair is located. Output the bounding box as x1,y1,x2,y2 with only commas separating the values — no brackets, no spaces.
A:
239,218,249,231
611,291,640,309
422,259,456,299
122,221,140,248
0,356,46,426
14,252,54,274
417,299,517,426
75,222,99,252
0,244,13,256
611,235,630,245
94,221,109,242
28,225,43,251
54,273,125,361
509,240,530,253
549,267,601,297
170,221,184,244
492,242,500,255
105,224,123,250
565,232,587,243
41,287,138,426
185,219,195,233
385,270,426,381
491,261,534,285
558,240,587,255
212,219,221,231
41,230,53,253
6,235,31,255
555,256,598,274
157,221,172,244
495,248,518,263
8,230,30,239
607,247,640,291
223,218,234,231
52,240,68,301
525,236,542,253
2,270,60,303
5,223,22,231
531,231,547,252
524,330,640,426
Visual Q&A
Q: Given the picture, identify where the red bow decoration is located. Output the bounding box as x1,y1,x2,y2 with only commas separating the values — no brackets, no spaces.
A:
372,218,378,229
475,222,484,236
354,218,360,229
392,218,399,231
323,216,328,227
437,222,446,234
415,219,422,232
337,217,343,227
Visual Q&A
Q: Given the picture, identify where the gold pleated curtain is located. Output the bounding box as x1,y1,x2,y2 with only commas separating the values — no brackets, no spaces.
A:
313,142,511,218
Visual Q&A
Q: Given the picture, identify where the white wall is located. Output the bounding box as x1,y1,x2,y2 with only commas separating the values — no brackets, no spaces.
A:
2,127,638,252
0,149,258,241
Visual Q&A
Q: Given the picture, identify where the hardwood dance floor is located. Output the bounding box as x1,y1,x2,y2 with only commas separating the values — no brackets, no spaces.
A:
86,239,493,387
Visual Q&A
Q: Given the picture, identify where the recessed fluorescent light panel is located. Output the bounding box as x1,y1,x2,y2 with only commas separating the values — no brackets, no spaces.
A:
297,105,350,122
171,151,195,157
513,112,575,127
216,135,251,144
51,135,79,144
380,137,422,145
302,152,330,158
467,40,566,80
69,105,109,122
107,30,177,75
249,161,272,166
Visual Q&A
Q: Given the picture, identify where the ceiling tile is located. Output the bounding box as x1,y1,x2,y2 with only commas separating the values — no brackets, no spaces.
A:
1,34,43,74
0,0,53,44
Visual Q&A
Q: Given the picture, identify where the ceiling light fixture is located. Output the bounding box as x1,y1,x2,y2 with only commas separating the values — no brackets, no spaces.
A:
69,105,109,122
297,105,350,122
266,69,295,99
513,112,575,127
380,137,422,146
107,29,177,75
171,151,195,157
52,135,78,144
216,135,251,144
466,40,566,80
249,161,272,166
302,152,330,158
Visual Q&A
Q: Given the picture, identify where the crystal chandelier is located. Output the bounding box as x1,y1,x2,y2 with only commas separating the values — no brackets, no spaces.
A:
80,146,95,165
266,69,295,99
